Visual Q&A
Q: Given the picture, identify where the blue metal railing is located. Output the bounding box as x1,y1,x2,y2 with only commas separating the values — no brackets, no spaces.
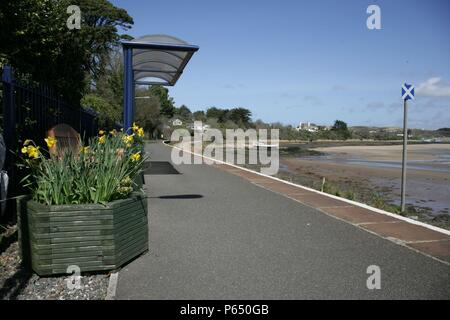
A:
1,66,98,154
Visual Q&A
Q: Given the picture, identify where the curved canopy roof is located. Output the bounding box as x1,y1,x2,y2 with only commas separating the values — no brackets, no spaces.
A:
121,34,199,86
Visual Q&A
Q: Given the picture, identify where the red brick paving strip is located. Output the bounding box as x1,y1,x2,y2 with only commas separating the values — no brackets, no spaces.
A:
232,170,264,180
287,193,350,208
406,241,450,263
254,181,314,195
360,222,450,242
321,206,400,224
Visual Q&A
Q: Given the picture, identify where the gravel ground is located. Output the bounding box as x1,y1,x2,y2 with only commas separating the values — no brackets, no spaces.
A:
0,226,110,300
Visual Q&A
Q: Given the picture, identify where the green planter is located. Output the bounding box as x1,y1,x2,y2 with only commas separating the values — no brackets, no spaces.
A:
26,192,149,276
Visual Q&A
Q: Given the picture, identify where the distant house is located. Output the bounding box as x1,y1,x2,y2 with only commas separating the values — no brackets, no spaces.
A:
172,118,183,126
317,125,331,131
296,122,319,132
188,122,210,132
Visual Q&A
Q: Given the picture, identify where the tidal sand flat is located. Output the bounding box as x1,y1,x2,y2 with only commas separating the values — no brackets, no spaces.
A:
278,143,450,228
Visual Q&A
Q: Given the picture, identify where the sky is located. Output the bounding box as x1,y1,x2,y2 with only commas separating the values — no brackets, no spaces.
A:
110,0,450,129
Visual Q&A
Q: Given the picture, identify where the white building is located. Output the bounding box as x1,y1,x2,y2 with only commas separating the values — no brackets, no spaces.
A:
188,122,210,132
296,122,319,132
172,118,183,126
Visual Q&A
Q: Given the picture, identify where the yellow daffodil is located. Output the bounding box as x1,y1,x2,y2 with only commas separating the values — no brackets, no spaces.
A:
44,136,57,148
80,146,90,154
122,134,134,146
21,146,28,154
130,152,141,162
110,129,117,136
99,130,105,135
26,146,40,159
137,127,144,137
132,122,139,133
23,139,32,146
99,135,106,144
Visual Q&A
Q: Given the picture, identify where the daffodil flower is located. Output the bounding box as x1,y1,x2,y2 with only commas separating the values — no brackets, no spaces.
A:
80,146,90,154
99,135,106,144
122,134,134,146
44,136,57,148
131,152,141,162
25,146,40,159
99,130,105,135
137,127,144,137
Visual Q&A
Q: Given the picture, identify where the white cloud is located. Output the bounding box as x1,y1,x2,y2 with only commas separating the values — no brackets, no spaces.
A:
416,77,450,97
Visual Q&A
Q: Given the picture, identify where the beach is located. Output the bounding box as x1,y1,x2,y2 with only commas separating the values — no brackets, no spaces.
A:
278,143,450,223
311,143,450,162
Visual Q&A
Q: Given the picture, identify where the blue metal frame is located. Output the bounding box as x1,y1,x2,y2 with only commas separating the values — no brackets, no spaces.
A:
123,46,134,131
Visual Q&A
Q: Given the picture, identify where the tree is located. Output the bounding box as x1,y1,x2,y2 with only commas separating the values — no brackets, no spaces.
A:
0,0,133,103
332,120,348,131
206,107,228,123
175,105,192,122
149,85,175,118
228,108,252,126
253,119,270,130
193,111,206,122
437,128,450,137
94,48,124,118
135,95,161,139
331,120,351,140
81,93,119,128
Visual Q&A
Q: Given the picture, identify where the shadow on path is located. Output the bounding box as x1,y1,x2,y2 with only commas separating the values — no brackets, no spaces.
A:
144,161,180,175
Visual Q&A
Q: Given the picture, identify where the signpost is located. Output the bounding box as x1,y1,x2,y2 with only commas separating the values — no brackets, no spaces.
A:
400,83,415,212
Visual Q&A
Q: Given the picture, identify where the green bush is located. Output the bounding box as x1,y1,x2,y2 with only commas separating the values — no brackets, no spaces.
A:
81,93,121,128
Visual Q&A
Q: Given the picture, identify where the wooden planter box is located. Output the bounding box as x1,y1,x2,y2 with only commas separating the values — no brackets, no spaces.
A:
25,192,149,276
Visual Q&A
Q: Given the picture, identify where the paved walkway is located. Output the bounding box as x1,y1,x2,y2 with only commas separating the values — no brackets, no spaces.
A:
116,142,450,299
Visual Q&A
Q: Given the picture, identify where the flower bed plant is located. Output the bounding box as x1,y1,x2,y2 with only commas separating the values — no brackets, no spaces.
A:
19,124,150,276
21,124,146,205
